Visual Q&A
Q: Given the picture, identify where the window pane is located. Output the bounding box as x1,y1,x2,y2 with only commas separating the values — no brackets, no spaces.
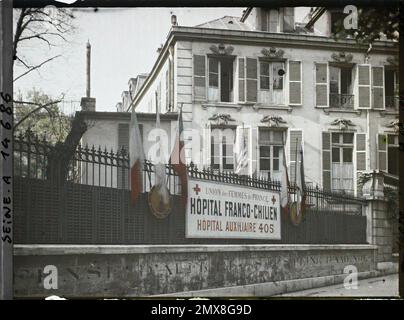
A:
260,61,269,76
260,76,270,89
343,148,353,163
273,146,282,158
273,159,279,171
272,62,284,90
260,146,271,158
388,135,397,145
209,58,218,72
260,159,271,170
332,147,340,162
209,73,218,87
259,130,271,143
388,147,398,175
332,133,340,144
212,144,220,156
223,157,234,169
223,143,233,157
343,133,353,144
273,131,283,144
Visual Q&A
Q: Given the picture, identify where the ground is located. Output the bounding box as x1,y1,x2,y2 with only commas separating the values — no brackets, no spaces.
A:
275,274,399,297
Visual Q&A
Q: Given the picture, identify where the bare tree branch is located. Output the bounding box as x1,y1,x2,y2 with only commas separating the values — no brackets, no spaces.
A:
13,99,63,130
14,55,61,82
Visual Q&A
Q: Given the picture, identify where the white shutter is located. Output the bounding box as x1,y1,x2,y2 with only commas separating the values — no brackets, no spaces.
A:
355,64,371,109
238,57,246,102
289,60,302,105
355,133,367,195
204,123,211,169
377,133,387,171
246,57,258,103
372,66,385,109
322,132,331,190
288,129,303,184
193,55,206,100
315,63,328,107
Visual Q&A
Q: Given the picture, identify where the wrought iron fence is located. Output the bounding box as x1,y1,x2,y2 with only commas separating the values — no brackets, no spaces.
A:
14,130,365,215
14,130,130,189
329,93,354,109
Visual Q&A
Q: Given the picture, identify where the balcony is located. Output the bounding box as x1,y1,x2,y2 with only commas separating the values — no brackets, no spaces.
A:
329,93,354,109
385,95,399,111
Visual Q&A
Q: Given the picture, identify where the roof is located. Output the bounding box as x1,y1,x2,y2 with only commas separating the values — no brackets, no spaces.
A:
195,16,251,31
77,111,178,122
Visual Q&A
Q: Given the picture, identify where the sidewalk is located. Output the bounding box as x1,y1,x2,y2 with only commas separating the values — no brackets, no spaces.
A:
275,274,399,297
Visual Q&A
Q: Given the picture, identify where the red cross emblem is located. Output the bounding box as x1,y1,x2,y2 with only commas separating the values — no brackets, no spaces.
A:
193,184,201,195
271,195,276,205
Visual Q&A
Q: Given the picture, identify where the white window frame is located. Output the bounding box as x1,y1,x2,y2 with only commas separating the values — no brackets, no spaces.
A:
259,60,286,105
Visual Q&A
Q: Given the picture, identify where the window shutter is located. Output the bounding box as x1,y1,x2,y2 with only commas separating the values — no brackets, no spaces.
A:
246,58,258,102
355,133,367,195
193,55,206,100
315,63,328,107
260,9,268,31
118,123,129,189
356,133,367,171
238,57,246,102
289,61,302,105
377,134,387,171
356,64,371,109
204,123,211,168
322,132,331,190
372,66,385,109
165,69,169,112
283,7,295,32
288,129,303,184
269,9,279,32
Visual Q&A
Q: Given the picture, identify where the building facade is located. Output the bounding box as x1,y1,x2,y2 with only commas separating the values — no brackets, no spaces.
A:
130,7,398,195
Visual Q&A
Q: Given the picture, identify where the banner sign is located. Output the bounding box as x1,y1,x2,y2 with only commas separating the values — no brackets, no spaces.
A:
186,178,281,240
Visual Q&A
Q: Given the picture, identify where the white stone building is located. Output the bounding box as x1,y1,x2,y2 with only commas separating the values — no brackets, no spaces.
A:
82,7,399,195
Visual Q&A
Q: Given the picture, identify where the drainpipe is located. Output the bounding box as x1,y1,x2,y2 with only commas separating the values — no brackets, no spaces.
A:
366,109,371,171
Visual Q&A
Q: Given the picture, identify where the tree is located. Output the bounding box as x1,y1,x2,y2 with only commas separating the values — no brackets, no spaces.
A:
13,7,75,81
14,89,72,144
332,7,399,45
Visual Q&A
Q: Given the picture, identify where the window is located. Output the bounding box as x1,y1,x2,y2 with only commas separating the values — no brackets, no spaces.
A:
260,8,280,32
330,10,345,35
117,123,129,189
379,134,398,176
331,132,354,192
329,65,354,108
210,128,235,171
208,57,234,102
385,69,398,109
258,129,284,180
259,61,285,105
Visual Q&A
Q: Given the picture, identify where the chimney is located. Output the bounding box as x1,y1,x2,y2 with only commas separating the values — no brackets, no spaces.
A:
171,14,177,26
81,40,96,111
116,102,123,112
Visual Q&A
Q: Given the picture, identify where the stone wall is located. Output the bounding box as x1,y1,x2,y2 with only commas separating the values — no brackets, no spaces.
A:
369,200,394,262
14,244,377,298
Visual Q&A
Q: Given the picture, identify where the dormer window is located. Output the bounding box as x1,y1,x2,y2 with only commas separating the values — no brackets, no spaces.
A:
260,8,295,33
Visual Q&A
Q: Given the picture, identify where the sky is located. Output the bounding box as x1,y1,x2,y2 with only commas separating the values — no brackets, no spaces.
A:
13,7,244,113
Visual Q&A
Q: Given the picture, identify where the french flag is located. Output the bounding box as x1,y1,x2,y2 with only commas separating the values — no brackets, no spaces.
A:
129,106,145,207
169,108,188,206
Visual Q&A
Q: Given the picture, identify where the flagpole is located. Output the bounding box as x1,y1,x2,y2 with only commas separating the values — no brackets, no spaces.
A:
294,138,298,186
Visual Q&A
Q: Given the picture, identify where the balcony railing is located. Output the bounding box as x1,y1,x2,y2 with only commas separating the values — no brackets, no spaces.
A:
385,95,399,111
329,93,354,109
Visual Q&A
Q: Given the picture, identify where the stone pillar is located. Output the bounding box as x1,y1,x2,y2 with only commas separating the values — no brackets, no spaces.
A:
363,172,393,263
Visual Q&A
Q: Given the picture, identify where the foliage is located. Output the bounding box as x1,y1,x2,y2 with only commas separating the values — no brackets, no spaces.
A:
14,89,73,144
332,7,399,45
13,7,75,79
